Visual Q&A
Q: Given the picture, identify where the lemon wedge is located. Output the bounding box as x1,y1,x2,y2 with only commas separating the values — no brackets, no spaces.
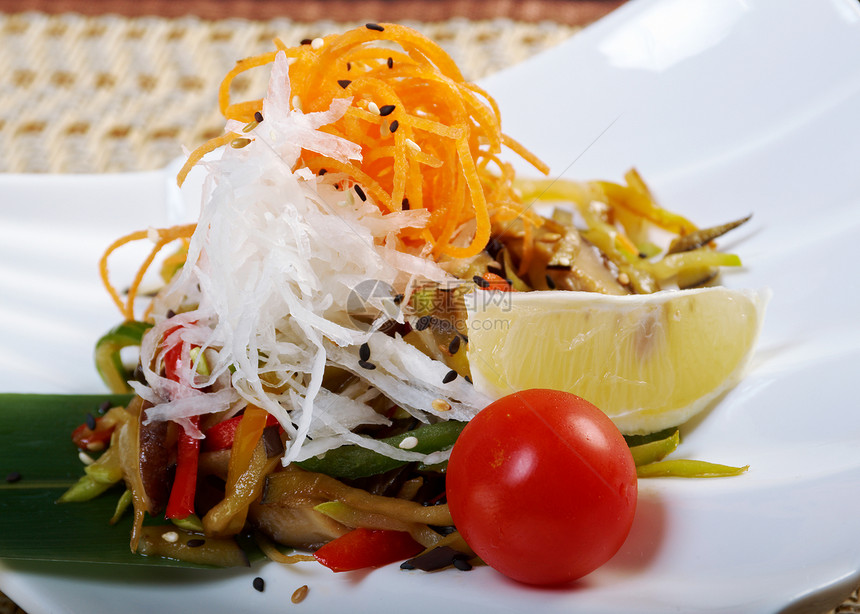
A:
466,287,769,435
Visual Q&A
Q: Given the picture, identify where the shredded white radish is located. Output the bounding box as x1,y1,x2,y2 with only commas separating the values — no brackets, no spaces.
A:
140,51,489,465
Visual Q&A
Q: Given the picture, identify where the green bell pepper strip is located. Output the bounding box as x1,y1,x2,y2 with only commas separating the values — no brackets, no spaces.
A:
296,420,466,480
94,321,153,393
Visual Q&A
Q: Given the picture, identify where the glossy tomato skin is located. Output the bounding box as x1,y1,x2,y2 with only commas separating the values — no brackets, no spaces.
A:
446,389,637,586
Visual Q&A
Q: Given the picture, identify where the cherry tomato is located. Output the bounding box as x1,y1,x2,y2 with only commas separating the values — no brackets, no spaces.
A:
445,389,637,585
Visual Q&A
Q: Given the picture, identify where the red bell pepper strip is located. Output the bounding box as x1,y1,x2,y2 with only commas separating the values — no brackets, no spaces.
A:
481,272,515,291
203,413,280,452
71,419,115,451
162,324,201,520
313,528,423,572
165,415,200,519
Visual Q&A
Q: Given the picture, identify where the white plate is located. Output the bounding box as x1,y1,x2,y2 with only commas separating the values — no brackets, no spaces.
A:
3,0,860,611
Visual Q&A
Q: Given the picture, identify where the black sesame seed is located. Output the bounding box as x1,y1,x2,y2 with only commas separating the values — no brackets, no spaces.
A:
378,104,396,116
346,62,351,71
448,336,461,355
401,198,410,210
442,369,458,384
365,22,385,32
252,576,265,592
359,342,371,361
85,412,96,430
414,315,432,331
5,471,21,483
353,184,367,201
254,111,264,123
337,79,352,89
300,38,313,45
484,237,503,259
486,263,503,276
545,274,557,289
389,119,399,133
186,538,205,548
472,275,490,288
358,359,377,370
166,309,176,319
400,561,415,570
318,168,327,176
453,556,473,571
387,56,394,69
464,375,473,384
393,293,404,305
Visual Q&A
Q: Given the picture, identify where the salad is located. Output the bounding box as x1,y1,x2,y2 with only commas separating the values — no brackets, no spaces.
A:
63,23,758,583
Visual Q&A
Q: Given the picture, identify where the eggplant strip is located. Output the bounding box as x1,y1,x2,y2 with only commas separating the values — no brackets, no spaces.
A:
314,500,444,548
263,466,453,527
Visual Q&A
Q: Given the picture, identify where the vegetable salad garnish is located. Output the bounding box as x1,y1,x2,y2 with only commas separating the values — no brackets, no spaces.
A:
66,23,762,583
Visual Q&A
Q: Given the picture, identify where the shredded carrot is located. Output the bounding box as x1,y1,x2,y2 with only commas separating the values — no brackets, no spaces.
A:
176,131,241,187
100,24,550,321
99,224,195,322
183,23,547,259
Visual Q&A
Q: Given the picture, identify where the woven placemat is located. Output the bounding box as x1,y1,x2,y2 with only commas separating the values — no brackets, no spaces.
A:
0,12,578,173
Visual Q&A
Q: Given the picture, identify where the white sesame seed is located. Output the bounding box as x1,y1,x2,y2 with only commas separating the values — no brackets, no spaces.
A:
311,37,325,50
367,101,380,115
147,227,160,243
431,399,451,412
78,451,95,465
162,531,179,543
399,436,419,450
618,272,630,285
291,585,309,604
291,95,302,112
405,138,421,153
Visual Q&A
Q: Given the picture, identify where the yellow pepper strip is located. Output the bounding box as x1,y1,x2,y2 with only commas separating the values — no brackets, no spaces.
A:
636,459,749,478
202,405,274,536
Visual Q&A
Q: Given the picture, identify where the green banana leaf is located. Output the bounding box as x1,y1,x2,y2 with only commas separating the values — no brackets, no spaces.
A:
0,393,216,568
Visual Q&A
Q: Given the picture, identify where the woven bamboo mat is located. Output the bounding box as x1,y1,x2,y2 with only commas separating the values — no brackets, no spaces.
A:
1,6,860,614
0,11,580,173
